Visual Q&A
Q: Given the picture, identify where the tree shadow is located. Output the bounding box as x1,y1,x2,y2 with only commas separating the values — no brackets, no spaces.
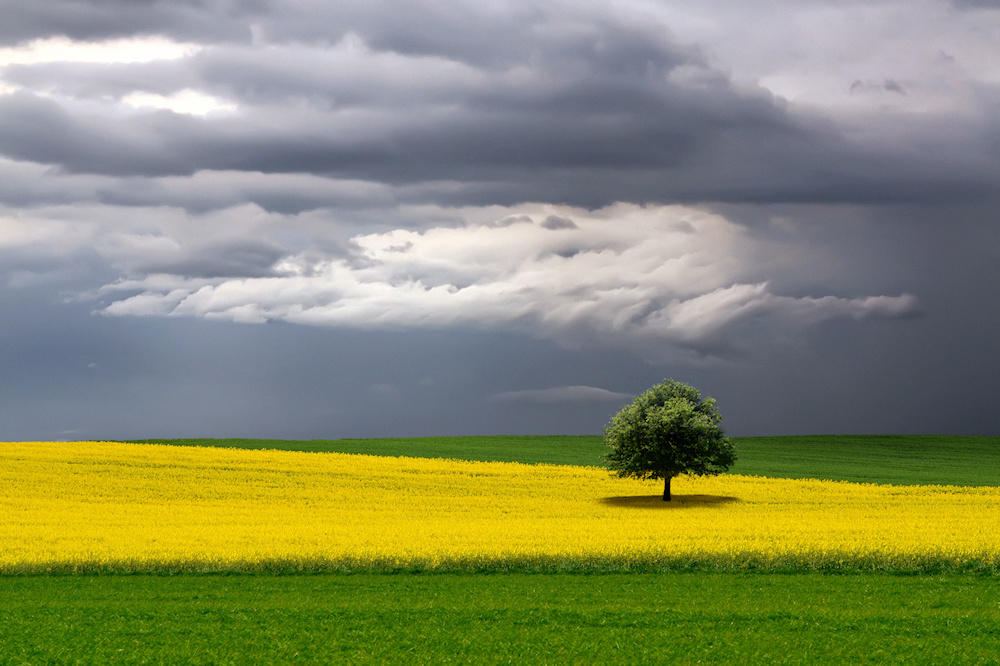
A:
599,494,739,509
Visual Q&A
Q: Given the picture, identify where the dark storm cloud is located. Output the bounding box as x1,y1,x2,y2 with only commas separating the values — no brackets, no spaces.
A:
0,158,108,207
952,0,1000,8
882,79,906,95
0,0,256,45
0,157,400,214
541,215,577,230
1,83,995,209
132,239,286,278
1,2,997,209
0,1,684,71
99,171,399,214
1,45,478,106
2,0,1000,440
0,93,176,174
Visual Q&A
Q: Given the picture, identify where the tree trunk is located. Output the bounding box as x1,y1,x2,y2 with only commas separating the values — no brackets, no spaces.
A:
663,475,672,502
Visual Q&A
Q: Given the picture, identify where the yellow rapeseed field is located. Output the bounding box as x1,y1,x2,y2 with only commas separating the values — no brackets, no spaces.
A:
1,441,998,573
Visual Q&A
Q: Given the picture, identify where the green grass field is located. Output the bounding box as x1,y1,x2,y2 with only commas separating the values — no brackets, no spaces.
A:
3,573,998,663
134,434,1000,486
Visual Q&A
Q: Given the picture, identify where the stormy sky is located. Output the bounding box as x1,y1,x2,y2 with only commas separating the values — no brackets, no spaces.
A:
1,0,998,440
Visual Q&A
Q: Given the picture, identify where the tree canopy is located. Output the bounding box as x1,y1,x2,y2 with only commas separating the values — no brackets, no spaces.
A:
604,379,736,500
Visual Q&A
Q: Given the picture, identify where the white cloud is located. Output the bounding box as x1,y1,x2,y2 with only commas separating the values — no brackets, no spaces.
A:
0,36,200,67
648,283,919,343
652,0,1000,116
0,201,919,352
491,386,633,404
0,36,204,103
122,89,237,116
91,202,919,354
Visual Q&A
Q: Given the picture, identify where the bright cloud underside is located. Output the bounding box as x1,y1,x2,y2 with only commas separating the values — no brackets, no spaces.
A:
490,385,634,403
98,204,917,354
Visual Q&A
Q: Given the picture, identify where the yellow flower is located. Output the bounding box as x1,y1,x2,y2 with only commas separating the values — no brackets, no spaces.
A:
1,441,997,572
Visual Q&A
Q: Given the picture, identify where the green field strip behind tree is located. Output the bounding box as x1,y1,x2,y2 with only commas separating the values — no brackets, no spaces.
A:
2,573,998,664
131,434,1000,487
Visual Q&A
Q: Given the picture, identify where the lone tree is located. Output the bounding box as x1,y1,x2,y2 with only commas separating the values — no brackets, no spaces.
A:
604,379,736,501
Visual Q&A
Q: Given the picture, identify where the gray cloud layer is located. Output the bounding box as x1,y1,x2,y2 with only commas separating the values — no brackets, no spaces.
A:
0,2,997,211
0,0,997,438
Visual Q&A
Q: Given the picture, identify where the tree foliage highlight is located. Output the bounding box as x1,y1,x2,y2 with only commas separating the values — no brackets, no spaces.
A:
604,379,736,500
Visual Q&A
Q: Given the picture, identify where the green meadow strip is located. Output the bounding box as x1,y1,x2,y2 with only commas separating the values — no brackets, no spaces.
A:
5,573,1000,663
5,552,998,576
129,434,1000,487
